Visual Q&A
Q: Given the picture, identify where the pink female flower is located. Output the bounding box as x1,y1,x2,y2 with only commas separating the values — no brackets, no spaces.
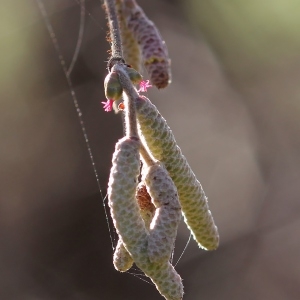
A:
102,81,152,112
102,99,114,112
138,80,152,93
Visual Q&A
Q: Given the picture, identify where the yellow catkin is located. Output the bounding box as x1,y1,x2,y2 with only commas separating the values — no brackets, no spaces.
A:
135,96,219,250
142,162,181,263
116,0,142,72
108,137,184,300
122,0,171,89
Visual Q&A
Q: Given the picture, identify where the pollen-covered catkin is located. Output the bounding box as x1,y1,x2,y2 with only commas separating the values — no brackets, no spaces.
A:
135,96,219,251
116,0,142,72
122,0,171,89
142,162,181,263
108,137,184,300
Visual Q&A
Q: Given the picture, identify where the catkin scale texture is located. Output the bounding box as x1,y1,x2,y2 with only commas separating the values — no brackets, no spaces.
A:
108,137,147,257
137,261,183,300
136,97,219,250
116,0,142,71
122,0,171,89
113,238,134,272
113,183,155,271
142,163,181,263
108,137,183,300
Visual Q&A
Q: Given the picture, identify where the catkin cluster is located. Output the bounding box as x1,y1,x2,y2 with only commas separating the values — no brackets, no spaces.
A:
108,137,183,300
107,94,219,300
105,1,219,299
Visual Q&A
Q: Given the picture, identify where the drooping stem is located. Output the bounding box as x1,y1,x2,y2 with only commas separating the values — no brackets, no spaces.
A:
103,0,123,63
104,0,140,138
114,64,138,138
104,0,157,167
139,144,155,167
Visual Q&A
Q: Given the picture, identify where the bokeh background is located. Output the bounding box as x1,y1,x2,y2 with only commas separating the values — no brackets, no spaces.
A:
1,0,300,299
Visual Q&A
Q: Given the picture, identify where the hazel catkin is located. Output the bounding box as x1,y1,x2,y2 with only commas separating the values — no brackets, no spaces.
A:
108,136,184,300
122,0,171,89
142,162,181,263
136,96,219,251
113,182,155,271
113,238,134,272
116,0,142,72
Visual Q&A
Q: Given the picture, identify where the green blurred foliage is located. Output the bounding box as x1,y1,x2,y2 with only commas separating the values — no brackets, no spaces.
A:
185,0,300,71
0,2,36,88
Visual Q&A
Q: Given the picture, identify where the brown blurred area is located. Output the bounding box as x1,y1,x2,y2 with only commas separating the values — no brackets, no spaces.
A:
1,0,300,299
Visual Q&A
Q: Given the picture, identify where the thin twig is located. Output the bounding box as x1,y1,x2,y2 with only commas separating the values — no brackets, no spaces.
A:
139,144,155,166
103,0,123,60
103,0,139,139
114,64,139,138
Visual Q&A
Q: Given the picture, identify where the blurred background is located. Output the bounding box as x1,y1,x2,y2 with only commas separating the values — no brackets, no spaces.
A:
1,0,300,299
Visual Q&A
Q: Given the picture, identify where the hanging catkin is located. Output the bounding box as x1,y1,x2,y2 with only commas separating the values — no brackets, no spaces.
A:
113,238,134,272
142,162,181,263
135,96,219,251
116,0,142,72
113,182,155,271
114,162,181,266
122,0,171,89
108,137,183,300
